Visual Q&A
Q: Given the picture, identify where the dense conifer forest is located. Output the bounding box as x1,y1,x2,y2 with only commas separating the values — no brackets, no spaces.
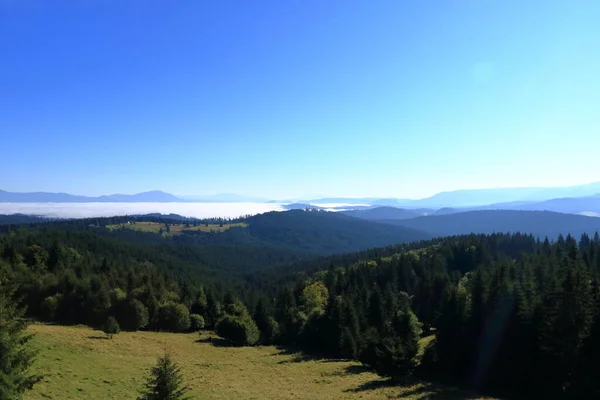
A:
2,212,600,398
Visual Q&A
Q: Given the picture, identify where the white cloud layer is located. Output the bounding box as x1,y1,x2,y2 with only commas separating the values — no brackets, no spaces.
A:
0,202,285,219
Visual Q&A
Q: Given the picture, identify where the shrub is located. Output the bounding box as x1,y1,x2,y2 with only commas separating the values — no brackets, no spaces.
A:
158,302,191,332
40,294,62,321
215,315,260,346
109,288,127,305
262,316,280,344
119,298,149,331
189,314,205,332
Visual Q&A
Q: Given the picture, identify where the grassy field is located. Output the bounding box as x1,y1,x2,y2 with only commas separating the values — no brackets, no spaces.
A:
25,324,495,400
106,221,247,236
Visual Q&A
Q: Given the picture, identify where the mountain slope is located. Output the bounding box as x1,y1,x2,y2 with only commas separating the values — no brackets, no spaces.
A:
9,210,431,263
378,210,600,240
242,210,432,254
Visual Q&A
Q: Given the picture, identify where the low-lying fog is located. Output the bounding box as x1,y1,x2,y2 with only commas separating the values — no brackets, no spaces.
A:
0,202,286,219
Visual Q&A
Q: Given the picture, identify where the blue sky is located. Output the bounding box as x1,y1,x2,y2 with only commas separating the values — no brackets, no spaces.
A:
1,0,599,199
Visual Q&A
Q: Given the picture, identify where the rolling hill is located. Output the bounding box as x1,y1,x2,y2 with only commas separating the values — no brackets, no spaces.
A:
2,210,432,268
153,209,432,255
242,210,431,254
377,210,600,240
0,214,53,224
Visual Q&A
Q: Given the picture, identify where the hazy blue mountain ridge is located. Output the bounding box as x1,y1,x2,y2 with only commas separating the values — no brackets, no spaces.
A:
377,210,600,240
0,189,181,203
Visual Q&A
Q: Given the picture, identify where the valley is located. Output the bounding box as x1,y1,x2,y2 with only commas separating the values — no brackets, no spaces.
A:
1,207,600,399
4,2,599,398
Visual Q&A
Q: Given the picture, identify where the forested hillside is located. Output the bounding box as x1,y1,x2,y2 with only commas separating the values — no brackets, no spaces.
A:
257,231,600,398
243,210,431,253
0,210,430,330
2,213,600,398
0,210,430,255
0,214,53,225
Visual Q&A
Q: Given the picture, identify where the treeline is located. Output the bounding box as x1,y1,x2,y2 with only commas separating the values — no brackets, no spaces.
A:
0,214,249,235
0,228,302,333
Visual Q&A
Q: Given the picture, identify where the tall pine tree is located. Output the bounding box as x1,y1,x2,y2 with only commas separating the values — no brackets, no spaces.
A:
138,351,191,400
0,280,41,399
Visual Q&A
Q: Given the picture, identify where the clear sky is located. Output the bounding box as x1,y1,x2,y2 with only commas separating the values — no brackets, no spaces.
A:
1,0,599,199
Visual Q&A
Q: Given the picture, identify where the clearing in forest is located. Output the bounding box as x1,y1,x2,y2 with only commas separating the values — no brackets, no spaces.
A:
26,324,495,400
106,221,247,236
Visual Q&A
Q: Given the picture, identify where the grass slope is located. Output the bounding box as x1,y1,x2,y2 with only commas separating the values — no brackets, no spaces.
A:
26,324,493,400
106,221,247,236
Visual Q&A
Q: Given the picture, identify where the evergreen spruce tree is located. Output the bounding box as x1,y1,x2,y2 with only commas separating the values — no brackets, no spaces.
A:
339,327,358,359
205,290,222,329
103,316,120,339
275,287,299,344
254,297,278,344
572,305,600,399
0,281,42,399
368,289,385,330
138,351,191,400
369,308,422,380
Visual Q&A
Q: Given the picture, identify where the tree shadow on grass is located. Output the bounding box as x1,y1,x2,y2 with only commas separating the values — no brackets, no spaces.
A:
272,347,348,364
195,336,234,348
342,364,371,375
344,378,398,393
346,379,475,400
392,384,471,399
88,335,110,340
316,364,372,378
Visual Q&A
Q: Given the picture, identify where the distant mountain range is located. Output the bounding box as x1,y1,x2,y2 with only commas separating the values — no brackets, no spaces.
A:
411,195,600,216
0,190,181,203
302,182,600,208
375,210,600,241
482,195,600,214
180,194,269,202
0,190,265,203
2,182,600,211
396,182,600,208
